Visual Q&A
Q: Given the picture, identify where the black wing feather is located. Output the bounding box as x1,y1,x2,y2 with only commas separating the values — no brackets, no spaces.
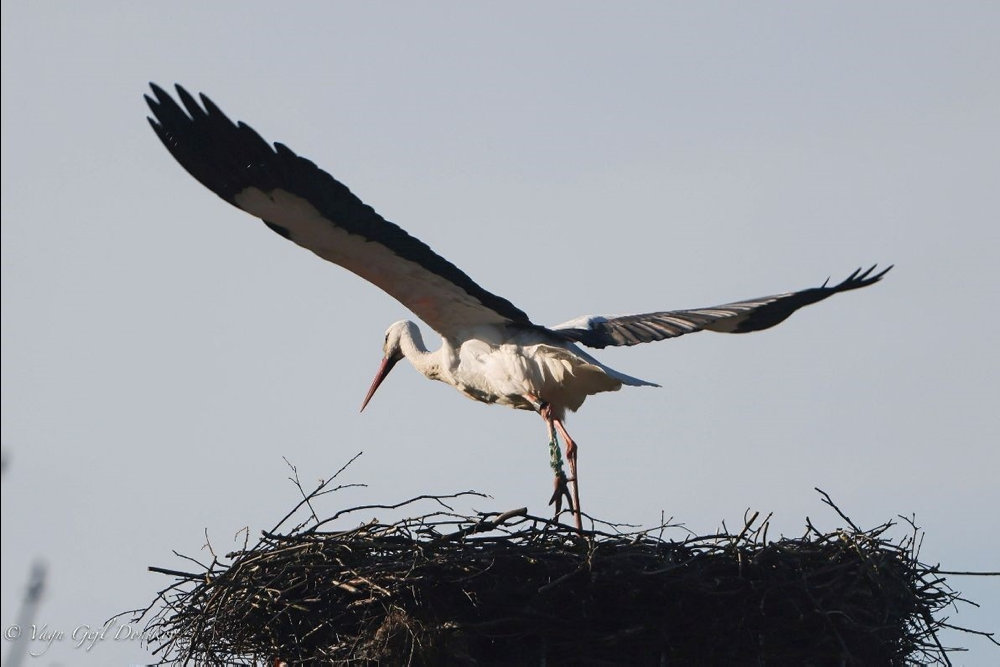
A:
554,265,892,349
145,83,534,331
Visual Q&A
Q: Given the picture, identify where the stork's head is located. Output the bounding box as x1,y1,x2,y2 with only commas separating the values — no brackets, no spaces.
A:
360,321,410,412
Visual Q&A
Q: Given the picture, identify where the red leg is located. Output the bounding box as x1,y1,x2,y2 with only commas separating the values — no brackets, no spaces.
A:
554,418,583,533
524,394,575,521
547,429,573,514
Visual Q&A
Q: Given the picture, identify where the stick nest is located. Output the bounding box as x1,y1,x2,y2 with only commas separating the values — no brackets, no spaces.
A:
140,464,979,665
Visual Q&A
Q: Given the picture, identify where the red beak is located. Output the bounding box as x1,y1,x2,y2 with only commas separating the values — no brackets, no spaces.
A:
360,355,399,412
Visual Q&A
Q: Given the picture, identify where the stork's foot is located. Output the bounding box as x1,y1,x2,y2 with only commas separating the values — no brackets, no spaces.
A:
549,471,574,514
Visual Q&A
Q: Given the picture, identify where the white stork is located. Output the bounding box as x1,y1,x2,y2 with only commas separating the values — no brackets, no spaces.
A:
146,84,891,532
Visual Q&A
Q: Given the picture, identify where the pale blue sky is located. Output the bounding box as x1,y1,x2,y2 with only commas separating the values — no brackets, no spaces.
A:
3,2,998,664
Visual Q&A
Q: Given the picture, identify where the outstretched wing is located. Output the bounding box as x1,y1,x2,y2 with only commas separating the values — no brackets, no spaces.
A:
552,265,892,349
145,83,535,336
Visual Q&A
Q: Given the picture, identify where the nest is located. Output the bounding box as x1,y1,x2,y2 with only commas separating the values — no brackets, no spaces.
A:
140,462,986,665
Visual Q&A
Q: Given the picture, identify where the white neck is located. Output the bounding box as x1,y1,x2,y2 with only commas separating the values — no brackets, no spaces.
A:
397,321,441,381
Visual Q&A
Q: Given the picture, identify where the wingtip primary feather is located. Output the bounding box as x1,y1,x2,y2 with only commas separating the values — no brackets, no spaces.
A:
826,264,893,293
175,85,207,120
144,87,164,117
143,97,159,122
198,91,226,119
872,264,894,281
147,81,168,100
